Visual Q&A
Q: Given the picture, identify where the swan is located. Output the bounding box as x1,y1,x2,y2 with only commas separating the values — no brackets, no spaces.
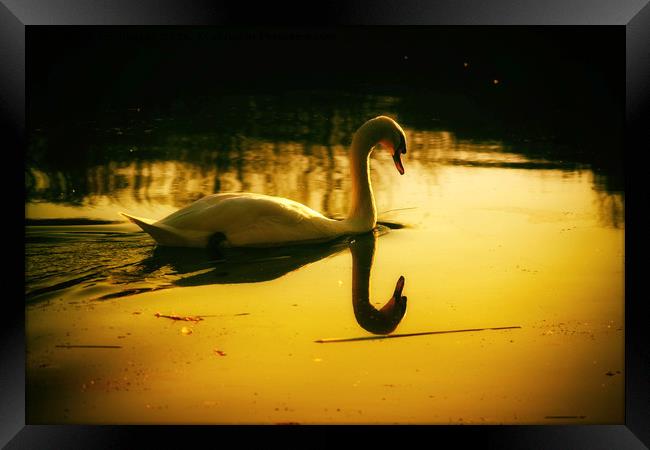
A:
120,115,407,248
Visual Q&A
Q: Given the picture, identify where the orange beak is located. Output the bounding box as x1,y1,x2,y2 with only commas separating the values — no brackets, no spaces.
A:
393,135,406,175
393,149,405,175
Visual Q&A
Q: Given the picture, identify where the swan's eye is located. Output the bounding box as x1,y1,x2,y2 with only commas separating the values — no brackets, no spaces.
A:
378,139,394,152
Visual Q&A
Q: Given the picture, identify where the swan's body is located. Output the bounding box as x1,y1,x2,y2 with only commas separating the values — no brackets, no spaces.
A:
122,193,357,248
121,116,407,248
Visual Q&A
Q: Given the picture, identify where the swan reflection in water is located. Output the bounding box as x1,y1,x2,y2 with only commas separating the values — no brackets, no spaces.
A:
135,225,407,335
349,232,407,335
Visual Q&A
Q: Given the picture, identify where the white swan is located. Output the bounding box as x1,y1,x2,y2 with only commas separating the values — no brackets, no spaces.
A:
121,115,407,248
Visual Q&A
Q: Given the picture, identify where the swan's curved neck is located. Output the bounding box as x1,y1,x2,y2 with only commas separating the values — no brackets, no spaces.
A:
344,132,376,231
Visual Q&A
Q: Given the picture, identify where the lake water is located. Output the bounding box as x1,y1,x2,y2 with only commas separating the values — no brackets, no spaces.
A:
25,93,624,424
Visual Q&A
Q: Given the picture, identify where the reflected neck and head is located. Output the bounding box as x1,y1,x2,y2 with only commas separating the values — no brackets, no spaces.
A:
350,232,407,335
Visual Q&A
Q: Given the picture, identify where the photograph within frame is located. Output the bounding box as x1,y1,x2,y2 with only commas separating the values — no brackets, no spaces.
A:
24,25,624,425
2,0,644,442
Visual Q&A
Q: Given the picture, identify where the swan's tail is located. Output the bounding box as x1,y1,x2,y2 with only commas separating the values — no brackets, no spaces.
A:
120,212,183,246
120,212,211,247
120,212,154,227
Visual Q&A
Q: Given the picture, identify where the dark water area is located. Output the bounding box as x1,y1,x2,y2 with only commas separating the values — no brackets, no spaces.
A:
27,26,624,200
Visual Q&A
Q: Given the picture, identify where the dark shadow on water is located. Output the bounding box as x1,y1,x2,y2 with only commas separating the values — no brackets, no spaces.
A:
127,225,408,335
151,237,353,286
130,224,394,287
26,218,123,226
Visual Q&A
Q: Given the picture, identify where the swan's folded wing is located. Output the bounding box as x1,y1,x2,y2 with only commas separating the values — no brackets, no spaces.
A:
150,193,336,247
209,196,334,246
159,193,244,225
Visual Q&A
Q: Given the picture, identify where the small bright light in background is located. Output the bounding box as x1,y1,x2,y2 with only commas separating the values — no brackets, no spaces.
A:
463,62,469,68
493,79,500,85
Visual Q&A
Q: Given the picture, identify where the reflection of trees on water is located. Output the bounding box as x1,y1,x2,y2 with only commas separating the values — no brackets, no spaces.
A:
26,92,623,227
593,189,624,230
591,170,624,229
27,94,400,213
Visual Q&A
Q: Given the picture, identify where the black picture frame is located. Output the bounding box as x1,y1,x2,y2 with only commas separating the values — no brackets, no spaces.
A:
3,1,648,448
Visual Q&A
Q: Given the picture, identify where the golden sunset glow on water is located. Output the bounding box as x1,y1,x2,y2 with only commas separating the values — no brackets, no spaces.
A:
26,126,623,424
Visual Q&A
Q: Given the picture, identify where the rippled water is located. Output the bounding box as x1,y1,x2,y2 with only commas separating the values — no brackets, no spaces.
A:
26,93,624,424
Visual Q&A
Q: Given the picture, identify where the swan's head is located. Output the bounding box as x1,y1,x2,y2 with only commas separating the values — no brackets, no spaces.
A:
362,116,407,175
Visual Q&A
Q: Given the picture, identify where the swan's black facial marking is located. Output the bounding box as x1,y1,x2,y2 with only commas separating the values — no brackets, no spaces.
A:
393,141,405,175
391,132,406,175
397,133,407,155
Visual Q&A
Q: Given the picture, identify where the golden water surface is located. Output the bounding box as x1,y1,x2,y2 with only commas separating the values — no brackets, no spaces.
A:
26,125,624,424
